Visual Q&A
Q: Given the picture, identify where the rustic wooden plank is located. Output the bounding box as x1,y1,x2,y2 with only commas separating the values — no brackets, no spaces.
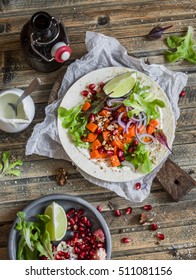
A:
0,177,196,222
113,247,196,260
111,224,196,256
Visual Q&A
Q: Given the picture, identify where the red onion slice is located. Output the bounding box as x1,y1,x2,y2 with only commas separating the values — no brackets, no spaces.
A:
137,133,156,145
125,119,134,134
117,112,126,131
107,98,124,107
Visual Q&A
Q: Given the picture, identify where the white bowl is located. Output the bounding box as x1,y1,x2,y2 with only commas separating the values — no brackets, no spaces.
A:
0,88,35,133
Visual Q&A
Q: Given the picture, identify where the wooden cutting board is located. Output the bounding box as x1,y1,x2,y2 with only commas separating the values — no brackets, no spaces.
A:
156,158,196,201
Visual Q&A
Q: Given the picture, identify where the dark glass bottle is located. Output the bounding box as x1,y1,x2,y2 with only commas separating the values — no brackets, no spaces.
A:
20,11,71,73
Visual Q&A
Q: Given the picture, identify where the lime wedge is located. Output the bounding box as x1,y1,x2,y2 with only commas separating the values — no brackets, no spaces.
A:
44,202,67,241
103,72,137,98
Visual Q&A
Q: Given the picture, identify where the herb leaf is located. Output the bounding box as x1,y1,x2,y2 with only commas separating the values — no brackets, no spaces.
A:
0,151,23,178
16,211,53,260
147,25,173,40
154,129,173,153
165,26,196,64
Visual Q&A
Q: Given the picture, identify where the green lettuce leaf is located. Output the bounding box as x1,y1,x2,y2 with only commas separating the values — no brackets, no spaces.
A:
165,26,196,64
0,151,23,178
58,105,88,148
125,142,152,174
124,92,165,121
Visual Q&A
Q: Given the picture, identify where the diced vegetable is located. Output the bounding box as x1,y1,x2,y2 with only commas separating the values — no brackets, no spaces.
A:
86,122,98,133
99,109,110,117
90,150,107,159
82,101,91,111
111,139,124,150
110,155,121,167
102,131,110,141
92,139,102,150
86,133,98,142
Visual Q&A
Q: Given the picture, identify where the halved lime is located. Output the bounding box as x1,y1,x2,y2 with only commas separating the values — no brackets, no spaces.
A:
44,202,67,241
103,72,137,98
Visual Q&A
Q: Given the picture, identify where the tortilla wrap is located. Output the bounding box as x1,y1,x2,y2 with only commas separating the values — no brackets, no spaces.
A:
58,67,175,182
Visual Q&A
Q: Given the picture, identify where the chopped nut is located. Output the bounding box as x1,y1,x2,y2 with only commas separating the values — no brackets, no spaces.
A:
139,212,154,225
56,168,67,186
139,213,148,224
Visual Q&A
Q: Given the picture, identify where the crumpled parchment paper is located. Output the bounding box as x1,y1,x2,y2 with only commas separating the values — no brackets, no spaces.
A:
26,31,188,202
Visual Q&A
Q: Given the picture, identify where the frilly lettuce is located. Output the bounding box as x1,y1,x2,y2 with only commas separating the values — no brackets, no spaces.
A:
165,26,196,64
58,105,88,147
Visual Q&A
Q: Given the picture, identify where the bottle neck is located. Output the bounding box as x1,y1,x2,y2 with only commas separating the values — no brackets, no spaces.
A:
31,11,59,44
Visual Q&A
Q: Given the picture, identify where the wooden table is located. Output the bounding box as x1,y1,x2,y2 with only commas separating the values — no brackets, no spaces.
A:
0,0,196,260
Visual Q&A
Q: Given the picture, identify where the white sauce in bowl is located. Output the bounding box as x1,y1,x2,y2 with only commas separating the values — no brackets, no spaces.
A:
0,93,27,120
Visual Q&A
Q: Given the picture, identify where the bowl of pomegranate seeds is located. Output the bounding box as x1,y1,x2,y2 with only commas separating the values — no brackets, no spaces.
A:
8,194,112,260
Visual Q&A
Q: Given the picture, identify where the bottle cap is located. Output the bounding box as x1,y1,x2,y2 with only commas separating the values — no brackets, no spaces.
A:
51,42,71,63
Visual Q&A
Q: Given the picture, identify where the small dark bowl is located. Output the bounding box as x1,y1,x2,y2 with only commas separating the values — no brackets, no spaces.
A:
8,194,112,260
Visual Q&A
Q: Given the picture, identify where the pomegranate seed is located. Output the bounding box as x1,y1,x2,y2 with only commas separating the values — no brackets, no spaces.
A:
81,135,87,142
86,220,92,227
90,89,97,95
90,235,96,242
69,218,75,226
74,247,80,254
135,182,141,190
133,139,138,146
79,251,86,259
88,84,96,90
180,90,186,97
78,226,85,232
126,207,132,215
66,208,75,216
143,204,152,211
156,232,165,240
58,250,65,256
95,127,103,134
115,209,121,217
64,252,70,259
151,223,158,231
81,90,89,97
121,237,131,243
74,232,79,238
40,255,48,260
80,216,88,223
89,249,96,256
99,81,105,88
117,149,124,158
97,205,102,212
80,232,85,238
107,150,114,156
98,146,105,154
66,240,71,245
89,114,95,122
128,146,133,153
73,215,79,223
77,209,84,216
55,254,62,260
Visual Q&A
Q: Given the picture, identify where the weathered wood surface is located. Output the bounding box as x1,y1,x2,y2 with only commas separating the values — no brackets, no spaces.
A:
0,0,196,260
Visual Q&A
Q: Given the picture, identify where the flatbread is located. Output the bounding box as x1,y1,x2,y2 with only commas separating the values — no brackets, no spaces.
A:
58,67,175,182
